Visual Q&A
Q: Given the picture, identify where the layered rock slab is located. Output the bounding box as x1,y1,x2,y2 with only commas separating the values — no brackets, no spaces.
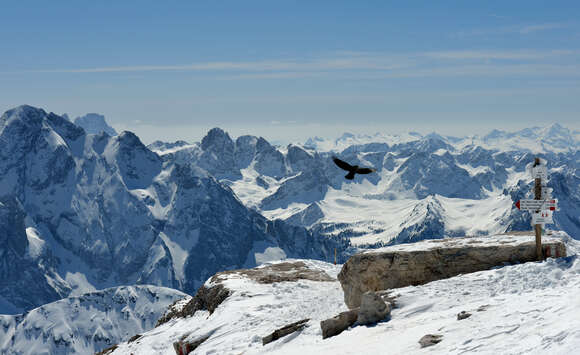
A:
338,234,567,309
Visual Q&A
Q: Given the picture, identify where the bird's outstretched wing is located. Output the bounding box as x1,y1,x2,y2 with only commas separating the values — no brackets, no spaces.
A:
332,157,353,171
355,167,376,174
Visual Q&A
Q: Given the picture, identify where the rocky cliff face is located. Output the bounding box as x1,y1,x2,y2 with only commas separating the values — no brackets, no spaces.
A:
0,106,342,314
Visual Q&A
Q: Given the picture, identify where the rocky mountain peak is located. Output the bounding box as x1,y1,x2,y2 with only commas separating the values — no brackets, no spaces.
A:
0,105,46,131
74,113,117,136
201,127,234,152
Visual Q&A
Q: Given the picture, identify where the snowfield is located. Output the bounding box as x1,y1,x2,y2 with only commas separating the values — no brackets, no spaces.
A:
112,232,580,355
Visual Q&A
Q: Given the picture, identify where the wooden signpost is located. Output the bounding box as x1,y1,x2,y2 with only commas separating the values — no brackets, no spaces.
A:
514,157,558,261
533,157,543,261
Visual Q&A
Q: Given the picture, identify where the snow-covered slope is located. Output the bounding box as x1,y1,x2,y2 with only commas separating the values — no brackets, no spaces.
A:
0,106,340,314
74,113,117,136
111,232,580,355
0,285,186,355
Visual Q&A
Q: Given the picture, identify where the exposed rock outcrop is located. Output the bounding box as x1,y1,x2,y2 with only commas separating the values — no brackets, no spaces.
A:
157,284,231,326
338,235,567,309
211,261,335,284
262,318,310,345
158,261,334,326
320,291,396,339
419,334,443,348
356,291,391,325
320,310,359,339
173,334,210,355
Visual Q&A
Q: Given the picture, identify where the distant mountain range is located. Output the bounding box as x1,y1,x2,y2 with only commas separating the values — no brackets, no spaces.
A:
304,123,580,154
73,113,118,136
151,125,579,250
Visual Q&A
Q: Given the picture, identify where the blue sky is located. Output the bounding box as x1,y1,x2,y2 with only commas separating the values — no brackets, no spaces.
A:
1,1,579,143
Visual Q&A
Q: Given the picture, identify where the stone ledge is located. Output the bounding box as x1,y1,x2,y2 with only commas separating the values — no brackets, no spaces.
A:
338,235,566,309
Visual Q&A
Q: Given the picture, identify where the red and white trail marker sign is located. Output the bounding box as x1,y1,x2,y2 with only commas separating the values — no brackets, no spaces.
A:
522,157,559,261
532,210,553,225
515,199,558,211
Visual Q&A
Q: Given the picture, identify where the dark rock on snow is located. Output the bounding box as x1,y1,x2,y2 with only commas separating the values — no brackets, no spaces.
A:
419,334,443,348
262,318,310,345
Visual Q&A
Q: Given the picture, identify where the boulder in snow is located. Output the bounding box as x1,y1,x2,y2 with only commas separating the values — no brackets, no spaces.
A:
173,334,210,355
158,283,231,326
356,291,391,325
338,235,567,309
419,334,443,348
262,318,310,345
457,311,472,320
320,309,359,339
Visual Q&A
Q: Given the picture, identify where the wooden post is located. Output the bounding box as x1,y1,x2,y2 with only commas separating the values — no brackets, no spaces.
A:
533,157,543,261
334,248,337,265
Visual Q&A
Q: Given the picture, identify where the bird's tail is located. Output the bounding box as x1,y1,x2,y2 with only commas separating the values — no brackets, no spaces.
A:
345,171,355,180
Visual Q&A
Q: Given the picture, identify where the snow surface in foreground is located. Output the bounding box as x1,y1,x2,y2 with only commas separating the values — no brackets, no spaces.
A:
112,233,580,355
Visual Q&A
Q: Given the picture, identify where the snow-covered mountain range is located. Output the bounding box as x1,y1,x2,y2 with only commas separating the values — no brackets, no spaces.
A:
0,104,578,354
304,124,580,154
151,124,579,250
0,285,185,355
74,113,117,136
0,105,339,315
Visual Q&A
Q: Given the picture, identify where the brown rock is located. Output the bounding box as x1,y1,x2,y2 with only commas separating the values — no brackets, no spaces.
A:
262,318,310,345
173,334,210,355
94,344,118,355
419,334,443,348
356,291,391,325
457,311,471,320
157,284,231,326
320,309,359,339
128,334,141,342
211,261,334,284
338,236,566,309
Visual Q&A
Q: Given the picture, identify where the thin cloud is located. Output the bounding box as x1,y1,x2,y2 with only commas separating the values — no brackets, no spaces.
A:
455,22,572,37
422,49,579,60
4,57,404,75
519,23,568,34
2,50,579,81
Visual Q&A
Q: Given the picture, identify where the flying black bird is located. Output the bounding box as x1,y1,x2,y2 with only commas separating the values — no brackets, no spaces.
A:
332,157,376,180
